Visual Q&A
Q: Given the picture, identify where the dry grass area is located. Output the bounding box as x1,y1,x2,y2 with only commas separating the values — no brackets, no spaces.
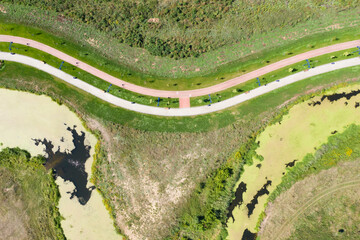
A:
0,169,30,240
0,149,63,240
87,115,267,239
259,160,360,240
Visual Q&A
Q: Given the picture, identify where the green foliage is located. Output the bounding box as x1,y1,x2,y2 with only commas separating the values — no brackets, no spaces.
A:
4,0,360,59
0,60,5,70
269,124,360,202
173,132,265,238
0,147,65,239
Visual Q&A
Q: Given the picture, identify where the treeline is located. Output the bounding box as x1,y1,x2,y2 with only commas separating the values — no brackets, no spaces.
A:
170,133,263,239
269,123,360,202
4,0,359,59
0,147,65,240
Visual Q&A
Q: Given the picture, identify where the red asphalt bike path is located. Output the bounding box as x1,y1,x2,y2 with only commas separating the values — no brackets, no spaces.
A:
2,35,360,101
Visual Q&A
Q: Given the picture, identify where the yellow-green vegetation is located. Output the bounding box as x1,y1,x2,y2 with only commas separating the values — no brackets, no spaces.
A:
4,59,360,238
227,84,360,239
260,151,360,240
190,47,360,106
0,147,64,240
260,123,360,239
1,2,360,88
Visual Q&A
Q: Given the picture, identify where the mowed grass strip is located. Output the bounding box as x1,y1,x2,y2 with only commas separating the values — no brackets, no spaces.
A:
0,147,64,240
0,42,180,108
4,61,360,132
191,47,360,106
5,38,360,109
1,8,360,90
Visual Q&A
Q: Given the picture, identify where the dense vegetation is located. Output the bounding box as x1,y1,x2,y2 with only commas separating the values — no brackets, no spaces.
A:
269,123,360,202
2,62,360,238
260,124,360,239
0,147,64,239
4,0,360,59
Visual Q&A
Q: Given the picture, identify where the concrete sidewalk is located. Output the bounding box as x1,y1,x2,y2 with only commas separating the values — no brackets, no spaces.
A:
1,52,360,116
2,35,360,98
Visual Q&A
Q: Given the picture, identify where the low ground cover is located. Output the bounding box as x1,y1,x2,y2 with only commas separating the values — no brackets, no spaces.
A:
4,39,360,109
7,0,357,60
3,62,360,239
260,123,360,239
191,47,360,106
0,147,64,239
0,42,179,108
226,83,360,239
1,4,360,88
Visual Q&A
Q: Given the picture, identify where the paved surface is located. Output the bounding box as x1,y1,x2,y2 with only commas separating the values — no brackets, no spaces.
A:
1,35,360,99
179,97,190,108
2,52,360,116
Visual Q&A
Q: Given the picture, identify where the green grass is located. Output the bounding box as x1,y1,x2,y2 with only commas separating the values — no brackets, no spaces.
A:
3,56,360,239
1,42,180,108
0,147,64,239
1,4,360,90
3,61,360,133
3,39,359,109
269,124,360,202
289,186,360,240
260,125,360,239
191,47,360,106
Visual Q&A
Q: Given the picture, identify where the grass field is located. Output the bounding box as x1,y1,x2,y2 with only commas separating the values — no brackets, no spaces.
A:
260,122,360,239
3,38,360,108
190,47,360,106
3,58,360,238
259,116,360,240
0,147,64,240
1,3,360,90
227,84,360,239
261,159,360,240
3,2,360,239
0,42,180,108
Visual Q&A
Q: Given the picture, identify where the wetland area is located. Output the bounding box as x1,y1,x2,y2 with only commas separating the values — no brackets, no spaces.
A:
0,88,121,240
226,84,360,240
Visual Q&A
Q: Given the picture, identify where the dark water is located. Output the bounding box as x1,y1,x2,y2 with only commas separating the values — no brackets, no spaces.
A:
246,180,272,217
285,159,297,168
33,124,93,205
241,228,257,240
226,182,247,223
308,89,360,107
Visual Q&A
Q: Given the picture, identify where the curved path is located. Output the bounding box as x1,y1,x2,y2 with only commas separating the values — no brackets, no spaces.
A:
2,52,360,116
273,179,360,240
2,35,360,99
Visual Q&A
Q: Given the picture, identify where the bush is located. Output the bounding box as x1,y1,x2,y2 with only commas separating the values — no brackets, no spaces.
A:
0,60,5,70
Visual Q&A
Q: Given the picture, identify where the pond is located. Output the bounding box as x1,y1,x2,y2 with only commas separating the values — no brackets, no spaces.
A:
0,89,121,240
226,85,360,239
